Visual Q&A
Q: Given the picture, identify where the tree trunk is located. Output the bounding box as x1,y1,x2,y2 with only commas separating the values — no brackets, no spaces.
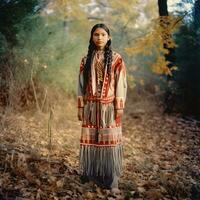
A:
157,0,176,113
194,0,200,30
158,0,170,49
158,0,168,16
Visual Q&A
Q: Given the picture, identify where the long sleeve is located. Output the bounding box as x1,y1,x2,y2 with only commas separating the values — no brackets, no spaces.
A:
114,57,127,110
77,57,85,108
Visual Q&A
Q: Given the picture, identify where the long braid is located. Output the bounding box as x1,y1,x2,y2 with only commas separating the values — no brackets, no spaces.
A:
83,40,95,94
104,39,112,82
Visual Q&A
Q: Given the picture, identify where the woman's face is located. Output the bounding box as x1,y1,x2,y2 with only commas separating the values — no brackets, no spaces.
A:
92,28,110,50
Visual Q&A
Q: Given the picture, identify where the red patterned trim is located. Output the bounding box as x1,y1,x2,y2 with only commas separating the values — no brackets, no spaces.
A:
80,139,122,146
85,95,115,104
80,128,122,146
82,124,121,128
80,143,122,147
80,139,121,144
101,75,110,98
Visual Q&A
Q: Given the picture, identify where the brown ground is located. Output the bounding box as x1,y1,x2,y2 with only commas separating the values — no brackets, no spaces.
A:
0,98,200,200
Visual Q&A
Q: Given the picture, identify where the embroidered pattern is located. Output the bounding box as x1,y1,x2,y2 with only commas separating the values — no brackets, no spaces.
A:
78,51,127,178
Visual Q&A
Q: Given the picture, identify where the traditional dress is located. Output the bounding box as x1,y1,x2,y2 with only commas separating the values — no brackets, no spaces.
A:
77,50,127,188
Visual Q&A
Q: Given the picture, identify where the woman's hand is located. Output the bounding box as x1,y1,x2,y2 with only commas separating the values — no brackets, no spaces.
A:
78,108,84,121
115,109,124,119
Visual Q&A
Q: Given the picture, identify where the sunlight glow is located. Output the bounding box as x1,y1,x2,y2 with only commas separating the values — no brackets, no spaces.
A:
168,0,193,12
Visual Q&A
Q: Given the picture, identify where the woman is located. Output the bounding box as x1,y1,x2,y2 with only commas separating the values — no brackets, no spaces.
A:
77,23,127,193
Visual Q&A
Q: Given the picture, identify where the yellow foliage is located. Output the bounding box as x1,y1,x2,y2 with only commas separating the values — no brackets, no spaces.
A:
125,15,181,76
151,57,178,76
42,0,89,21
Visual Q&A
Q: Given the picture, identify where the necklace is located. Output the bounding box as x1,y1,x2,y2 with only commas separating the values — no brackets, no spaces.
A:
95,50,104,60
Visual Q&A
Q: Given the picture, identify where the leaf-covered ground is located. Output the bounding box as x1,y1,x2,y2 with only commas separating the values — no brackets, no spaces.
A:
0,102,200,200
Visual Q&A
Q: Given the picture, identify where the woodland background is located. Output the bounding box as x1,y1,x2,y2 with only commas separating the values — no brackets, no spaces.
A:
0,0,200,199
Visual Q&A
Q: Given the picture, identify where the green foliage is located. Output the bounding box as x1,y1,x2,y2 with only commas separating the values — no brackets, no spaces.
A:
0,0,43,46
1,0,173,100
13,14,89,93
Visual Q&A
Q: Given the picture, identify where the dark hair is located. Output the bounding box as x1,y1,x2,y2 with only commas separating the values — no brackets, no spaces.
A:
83,23,113,95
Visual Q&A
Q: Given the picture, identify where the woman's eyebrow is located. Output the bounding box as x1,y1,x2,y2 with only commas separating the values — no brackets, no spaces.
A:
94,33,105,35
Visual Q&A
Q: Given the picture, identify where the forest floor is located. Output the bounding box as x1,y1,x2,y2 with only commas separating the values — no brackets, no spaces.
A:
0,99,200,200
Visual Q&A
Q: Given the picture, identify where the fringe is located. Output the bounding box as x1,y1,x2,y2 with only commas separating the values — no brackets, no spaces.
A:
79,144,123,178
90,102,96,125
100,103,114,127
83,101,115,127
83,103,90,124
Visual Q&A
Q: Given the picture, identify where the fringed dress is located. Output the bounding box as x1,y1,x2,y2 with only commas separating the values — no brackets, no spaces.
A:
77,50,127,188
